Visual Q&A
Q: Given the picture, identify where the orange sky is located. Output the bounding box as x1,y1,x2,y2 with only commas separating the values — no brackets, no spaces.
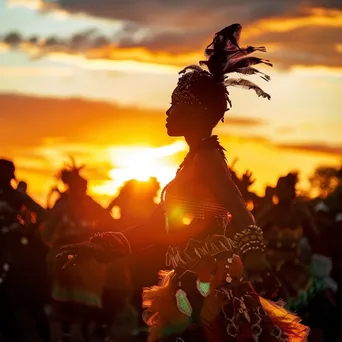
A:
1,93,340,207
0,0,341,206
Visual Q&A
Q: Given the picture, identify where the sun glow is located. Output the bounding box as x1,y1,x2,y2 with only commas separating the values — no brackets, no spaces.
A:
91,141,187,196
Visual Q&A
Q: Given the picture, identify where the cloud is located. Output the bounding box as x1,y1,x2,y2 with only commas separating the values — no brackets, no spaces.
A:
2,93,341,164
223,117,267,127
18,0,265,26
215,117,267,138
246,12,342,68
0,93,169,152
276,126,294,134
1,2,342,69
233,134,342,157
0,27,203,67
1,92,340,203
0,93,172,197
218,128,342,157
0,66,72,76
277,142,342,156
19,0,341,26
3,24,341,71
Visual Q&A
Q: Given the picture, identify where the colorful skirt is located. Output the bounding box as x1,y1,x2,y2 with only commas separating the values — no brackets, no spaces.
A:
142,259,309,342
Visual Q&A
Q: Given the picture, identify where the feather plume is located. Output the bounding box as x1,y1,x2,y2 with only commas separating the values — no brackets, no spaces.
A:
179,64,205,75
224,78,271,100
234,67,271,81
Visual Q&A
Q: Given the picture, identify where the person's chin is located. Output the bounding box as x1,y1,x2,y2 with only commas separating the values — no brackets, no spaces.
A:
166,126,181,137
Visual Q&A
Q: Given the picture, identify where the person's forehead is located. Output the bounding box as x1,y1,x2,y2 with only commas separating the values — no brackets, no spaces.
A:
171,87,179,99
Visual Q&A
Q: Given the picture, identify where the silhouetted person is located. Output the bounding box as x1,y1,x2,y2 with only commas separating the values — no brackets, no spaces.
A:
108,177,160,227
59,24,309,342
42,159,114,342
257,172,338,341
0,159,50,342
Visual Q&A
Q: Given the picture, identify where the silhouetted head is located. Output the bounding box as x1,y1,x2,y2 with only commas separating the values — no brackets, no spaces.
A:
58,158,88,197
0,159,15,186
166,73,228,138
276,172,298,203
166,23,272,139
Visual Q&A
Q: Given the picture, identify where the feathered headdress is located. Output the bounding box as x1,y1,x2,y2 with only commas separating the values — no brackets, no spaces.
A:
172,23,272,122
58,156,86,186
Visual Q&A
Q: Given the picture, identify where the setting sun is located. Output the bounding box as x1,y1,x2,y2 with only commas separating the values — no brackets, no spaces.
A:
91,141,187,197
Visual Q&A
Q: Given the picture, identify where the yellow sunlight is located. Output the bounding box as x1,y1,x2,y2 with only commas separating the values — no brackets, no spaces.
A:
91,141,187,197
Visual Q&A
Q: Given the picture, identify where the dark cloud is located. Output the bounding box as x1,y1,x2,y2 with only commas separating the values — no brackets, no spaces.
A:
3,32,21,46
44,0,242,26
250,26,342,68
3,0,342,69
116,28,209,54
42,0,341,25
3,15,342,70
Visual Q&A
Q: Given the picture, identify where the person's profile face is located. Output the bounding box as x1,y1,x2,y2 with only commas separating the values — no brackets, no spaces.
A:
165,98,205,137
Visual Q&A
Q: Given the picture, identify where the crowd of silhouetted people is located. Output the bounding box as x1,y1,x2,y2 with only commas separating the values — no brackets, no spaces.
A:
1,157,342,342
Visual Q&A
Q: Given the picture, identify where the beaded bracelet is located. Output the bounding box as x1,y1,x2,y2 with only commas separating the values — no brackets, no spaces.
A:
233,225,266,259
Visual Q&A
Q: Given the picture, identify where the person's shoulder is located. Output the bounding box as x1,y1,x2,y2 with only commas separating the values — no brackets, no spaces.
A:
86,195,104,208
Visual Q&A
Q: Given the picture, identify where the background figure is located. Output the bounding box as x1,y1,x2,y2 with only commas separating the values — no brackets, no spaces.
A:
0,159,50,342
108,177,160,226
41,160,112,342
257,172,339,341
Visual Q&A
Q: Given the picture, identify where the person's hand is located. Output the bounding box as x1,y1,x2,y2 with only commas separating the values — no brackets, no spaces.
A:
56,232,130,269
241,170,255,189
56,241,106,270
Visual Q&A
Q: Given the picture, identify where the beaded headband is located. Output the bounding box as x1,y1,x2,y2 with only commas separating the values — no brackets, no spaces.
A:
172,68,209,107
171,23,272,121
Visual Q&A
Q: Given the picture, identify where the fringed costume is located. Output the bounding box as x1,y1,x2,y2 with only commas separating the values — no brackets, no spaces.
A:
60,23,310,342
139,137,308,342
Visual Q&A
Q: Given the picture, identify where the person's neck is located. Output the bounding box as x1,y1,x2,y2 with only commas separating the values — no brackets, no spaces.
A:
185,133,212,151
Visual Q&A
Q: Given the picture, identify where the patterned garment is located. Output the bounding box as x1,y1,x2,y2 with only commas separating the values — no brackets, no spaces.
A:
142,235,309,342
